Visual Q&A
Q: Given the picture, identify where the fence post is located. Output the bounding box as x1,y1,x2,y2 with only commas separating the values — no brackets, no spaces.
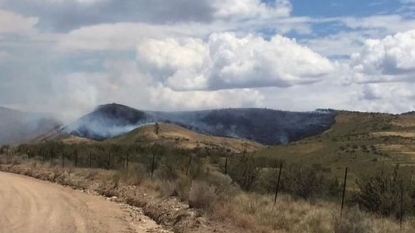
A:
89,151,92,168
107,149,111,170
224,155,228,175
61,152,65,168
274,162,283,204
186,154,192,176
340,167,348,217
400,182,404,229
74,149,78,167
151,151,155,179
126,153,129,170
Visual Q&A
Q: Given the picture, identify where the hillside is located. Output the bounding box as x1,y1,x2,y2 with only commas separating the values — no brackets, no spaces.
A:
63,104,150,140
33,128,96,145
0,107,61,145
255,111,415,176
63,103,337,145
107,123,263,152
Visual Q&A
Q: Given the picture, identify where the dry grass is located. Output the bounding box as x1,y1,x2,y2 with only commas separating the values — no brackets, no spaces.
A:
2,154,415,233
213,192,415,233
372,132,415,138
61,135,96,145
107,123,264,153
391,115,415,127
188,181,217,210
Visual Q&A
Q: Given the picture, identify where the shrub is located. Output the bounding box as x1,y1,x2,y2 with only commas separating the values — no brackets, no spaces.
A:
119,163,147,186
156,152,205,181
157,180,177,197
203,170,238,196
188,181,217,210
354,164,414,218
281,163,326,200
228,155,260,191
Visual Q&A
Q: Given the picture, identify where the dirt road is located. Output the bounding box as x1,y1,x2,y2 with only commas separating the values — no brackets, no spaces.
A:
0,171,166,233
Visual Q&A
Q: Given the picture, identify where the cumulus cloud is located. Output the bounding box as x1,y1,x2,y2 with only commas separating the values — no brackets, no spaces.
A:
137,33,335,91
46,61,265,121
351,30,415,82
357,82,415,112
57,22,220,51
0,10,38,33
4,0,415,121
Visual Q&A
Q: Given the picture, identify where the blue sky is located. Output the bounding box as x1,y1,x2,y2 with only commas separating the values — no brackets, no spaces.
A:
0,0,415,120
291,0,401,17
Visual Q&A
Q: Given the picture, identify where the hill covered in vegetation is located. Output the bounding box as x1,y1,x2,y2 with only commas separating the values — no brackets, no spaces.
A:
63,103,337,145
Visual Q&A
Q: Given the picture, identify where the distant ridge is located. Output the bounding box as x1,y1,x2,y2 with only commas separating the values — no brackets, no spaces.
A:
0,107,61,145
60,103,337,145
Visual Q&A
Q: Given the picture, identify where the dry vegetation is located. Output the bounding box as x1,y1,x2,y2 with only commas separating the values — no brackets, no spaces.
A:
4,111,415,232
1,150,414,233
107,123,263,153
255,111,415,176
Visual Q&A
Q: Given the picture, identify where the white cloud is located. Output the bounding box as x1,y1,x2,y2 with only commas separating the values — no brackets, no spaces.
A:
357,82,415,113
301,30,383,59
57,16,313,52
342,15,415,34
212,0,291,19
4,0,415,120
0,10,38,33
44,61,265,121
351,30,415,82
137,33,336,91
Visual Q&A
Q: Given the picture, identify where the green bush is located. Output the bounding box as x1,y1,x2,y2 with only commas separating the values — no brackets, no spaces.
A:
228,155,260,191
354,164,414,218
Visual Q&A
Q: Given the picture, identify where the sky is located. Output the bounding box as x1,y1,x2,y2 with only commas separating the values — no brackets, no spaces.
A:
1,0,415,121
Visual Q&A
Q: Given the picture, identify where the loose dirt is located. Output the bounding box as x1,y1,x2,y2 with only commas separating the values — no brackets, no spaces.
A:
0,171,168,233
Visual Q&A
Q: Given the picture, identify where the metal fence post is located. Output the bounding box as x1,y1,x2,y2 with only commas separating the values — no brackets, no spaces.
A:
340,167,348,217
274,162,283,204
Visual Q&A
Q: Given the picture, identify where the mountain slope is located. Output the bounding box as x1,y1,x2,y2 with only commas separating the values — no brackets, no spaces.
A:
0,107,61,145
63,104,151,140
107,123,263,152
155,108,336,145
255,111,415,175
63,103,337,145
